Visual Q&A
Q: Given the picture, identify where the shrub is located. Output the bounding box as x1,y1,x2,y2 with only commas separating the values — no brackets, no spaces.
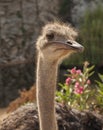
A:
95,73,103,113
56,62,96,110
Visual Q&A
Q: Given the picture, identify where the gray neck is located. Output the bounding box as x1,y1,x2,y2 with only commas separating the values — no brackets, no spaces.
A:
36,54,58,130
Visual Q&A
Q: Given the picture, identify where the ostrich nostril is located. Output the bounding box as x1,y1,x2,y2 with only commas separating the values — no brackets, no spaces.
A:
67,41,73,45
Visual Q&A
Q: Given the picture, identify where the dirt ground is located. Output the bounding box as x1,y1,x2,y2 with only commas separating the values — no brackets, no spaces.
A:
0,108,8,122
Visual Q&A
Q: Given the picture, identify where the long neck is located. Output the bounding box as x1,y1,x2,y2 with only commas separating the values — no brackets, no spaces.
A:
36,54,58,130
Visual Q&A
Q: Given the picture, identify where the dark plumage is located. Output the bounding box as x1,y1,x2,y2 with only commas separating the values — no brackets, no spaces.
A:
0,103,103,130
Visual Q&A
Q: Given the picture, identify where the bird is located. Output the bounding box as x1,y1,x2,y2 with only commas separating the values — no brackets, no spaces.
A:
3,22,102,130
36,22,84,130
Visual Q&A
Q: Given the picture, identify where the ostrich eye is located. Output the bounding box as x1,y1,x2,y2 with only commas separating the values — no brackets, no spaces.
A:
46,33,54,40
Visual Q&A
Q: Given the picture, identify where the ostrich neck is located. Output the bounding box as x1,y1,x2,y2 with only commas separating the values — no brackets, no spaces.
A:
36,54,58,130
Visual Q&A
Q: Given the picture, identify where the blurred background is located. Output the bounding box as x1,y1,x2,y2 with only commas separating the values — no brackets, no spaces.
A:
0,0,103,107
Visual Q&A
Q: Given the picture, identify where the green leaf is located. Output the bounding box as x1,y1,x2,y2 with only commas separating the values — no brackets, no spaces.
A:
98,73,103,82
98,90,103,96
88,71,95,77
96,80,103,90
87,65,95,72
58,83,64,88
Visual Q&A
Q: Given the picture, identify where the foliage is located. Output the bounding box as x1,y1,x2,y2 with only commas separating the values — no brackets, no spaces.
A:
79,5,103,65
95,73,103,112
56,62,96,110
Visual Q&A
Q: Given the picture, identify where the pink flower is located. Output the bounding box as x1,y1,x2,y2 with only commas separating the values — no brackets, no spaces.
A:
74,82,80,88
87,79,91,85
79,86,84,91
74,86,84,94
76,69,81,74
70,68,76,74
65,77,71,85
74,89,79,94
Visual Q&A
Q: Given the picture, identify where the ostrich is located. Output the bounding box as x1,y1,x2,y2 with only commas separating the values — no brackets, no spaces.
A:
36,22,83,130
0,22,103,130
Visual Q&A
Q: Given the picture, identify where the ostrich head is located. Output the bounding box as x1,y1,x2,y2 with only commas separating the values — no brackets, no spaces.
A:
36,22,84,63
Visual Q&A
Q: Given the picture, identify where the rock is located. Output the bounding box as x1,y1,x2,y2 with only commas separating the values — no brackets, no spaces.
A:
0,0,59,107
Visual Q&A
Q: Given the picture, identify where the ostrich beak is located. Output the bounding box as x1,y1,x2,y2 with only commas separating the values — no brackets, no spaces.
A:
65,40,84,52
49,40,84,52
